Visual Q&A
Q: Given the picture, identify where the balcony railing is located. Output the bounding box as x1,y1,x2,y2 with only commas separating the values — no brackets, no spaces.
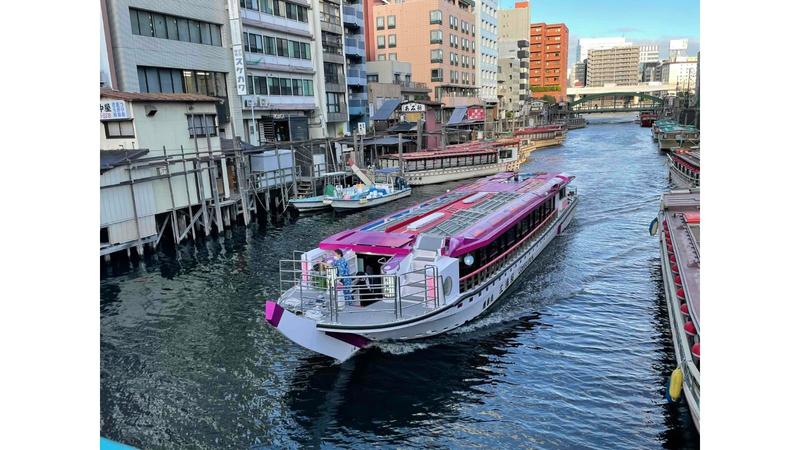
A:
342,4,363,29
347,69,367,86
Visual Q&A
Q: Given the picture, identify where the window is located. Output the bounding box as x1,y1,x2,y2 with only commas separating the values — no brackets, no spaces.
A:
430,10,442,24
377,35,385,49
387,15,396,29
431,49,443,63
327,92,342,113
431,68,443,82
367,74,379,82
388,34,396,48
104,120,135,138
187,114,217,137
449,15,457,30
377,54,386,61
450,34,457,48
389,53,397,61
131,9,222,46
430,30,442,44
324,62,342,83
376,16,384,30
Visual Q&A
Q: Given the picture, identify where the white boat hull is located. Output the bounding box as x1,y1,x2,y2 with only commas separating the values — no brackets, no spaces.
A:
265,197,578,361
403,163,512,186
668,165,698,189
289,197,330,212
329,189,412,211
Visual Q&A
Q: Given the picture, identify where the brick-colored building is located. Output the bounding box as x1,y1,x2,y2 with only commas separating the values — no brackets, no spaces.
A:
529,22,569,102
366,0,479,107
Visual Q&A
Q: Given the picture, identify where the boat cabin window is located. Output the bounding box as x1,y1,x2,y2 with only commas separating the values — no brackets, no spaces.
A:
458,194,557,287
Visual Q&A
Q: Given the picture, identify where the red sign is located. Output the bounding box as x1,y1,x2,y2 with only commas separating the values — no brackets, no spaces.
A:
466,107,485,121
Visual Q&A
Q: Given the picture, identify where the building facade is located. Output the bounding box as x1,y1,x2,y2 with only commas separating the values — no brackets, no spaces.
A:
343,0,369,134
313,0,350,138
669,38,688,61
475,0,499,102
367,0,479,107
660,57,698,93
586,45,640,87
573,60,587,87
575,37,629,63
103,0,244,141
366,60,431,125
237,0,318,143
529,22,569,101
496,1,529,115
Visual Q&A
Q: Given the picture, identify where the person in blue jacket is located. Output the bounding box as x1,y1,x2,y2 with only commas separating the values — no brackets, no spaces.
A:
332,249,353,305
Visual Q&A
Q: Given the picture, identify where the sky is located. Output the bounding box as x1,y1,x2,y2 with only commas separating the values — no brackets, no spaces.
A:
498,0,700,66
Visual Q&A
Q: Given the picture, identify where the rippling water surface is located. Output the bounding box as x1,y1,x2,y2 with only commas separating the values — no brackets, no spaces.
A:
101,121,699,449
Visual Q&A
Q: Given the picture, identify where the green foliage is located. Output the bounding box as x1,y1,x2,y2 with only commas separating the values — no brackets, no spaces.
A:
531,85,561,93
540,95,557,104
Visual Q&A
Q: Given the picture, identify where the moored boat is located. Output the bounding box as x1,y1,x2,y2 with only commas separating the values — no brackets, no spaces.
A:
639,112,657,127
658,125,700,152
265,171,578,361
667,149,700,188
326,168,412,211
378,139,522,186
513,124,567,159
289,171,350,213
655,189,700,431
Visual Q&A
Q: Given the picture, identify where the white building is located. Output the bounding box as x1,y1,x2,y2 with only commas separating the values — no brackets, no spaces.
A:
475,0,499,102
660,57,698,92
575,37,631,64
639,44,660,64
100,89,232,255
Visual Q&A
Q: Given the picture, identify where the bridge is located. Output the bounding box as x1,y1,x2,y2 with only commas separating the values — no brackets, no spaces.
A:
566,83,677,113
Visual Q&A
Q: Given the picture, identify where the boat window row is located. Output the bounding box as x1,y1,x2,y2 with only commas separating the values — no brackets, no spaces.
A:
383,153,498,172
459,195,557,291
518,131,555,140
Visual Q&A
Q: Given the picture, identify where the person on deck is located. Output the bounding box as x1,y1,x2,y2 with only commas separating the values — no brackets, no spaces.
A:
332,249,354,306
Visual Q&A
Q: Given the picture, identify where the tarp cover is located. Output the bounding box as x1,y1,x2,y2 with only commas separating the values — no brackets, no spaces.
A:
371,99,402,121
447,107,467,125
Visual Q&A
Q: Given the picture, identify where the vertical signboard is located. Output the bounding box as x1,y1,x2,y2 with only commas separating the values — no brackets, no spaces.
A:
227,0,247,95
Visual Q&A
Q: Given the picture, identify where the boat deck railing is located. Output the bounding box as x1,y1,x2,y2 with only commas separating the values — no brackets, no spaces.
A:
278,255,442,325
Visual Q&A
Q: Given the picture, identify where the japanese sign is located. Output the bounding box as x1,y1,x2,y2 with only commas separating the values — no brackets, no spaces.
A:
400,102,426,113
466,107,485,121
357,122,366,136
233,44,247,95
100,100,128,120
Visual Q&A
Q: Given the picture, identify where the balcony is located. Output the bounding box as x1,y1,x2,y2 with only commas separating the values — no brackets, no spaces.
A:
344,37,366,59
347,69,367,86
517,50,529,59
348,99,368,116
342,4,363,29
395,80,430,93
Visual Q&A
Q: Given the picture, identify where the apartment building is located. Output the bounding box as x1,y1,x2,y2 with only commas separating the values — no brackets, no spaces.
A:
475,0,499,102
586,45,640,87
575,36,629,63
529,22,569,101
367,0,479,107
237,0,317,142
366,60,431,125
343,0,369,134
313,0,350,138
102,0,244,141
497,1,529,115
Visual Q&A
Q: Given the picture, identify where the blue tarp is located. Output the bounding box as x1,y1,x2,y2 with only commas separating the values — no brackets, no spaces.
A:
447,107,467,125
372,99,402,121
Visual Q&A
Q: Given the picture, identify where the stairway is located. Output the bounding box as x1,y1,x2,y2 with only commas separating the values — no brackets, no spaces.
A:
294,180,314,199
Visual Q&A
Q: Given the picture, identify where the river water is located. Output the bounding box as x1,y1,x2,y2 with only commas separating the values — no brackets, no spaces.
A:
101,120,700,449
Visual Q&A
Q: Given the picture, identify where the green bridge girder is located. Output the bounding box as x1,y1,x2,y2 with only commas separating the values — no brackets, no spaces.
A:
569,92,665,110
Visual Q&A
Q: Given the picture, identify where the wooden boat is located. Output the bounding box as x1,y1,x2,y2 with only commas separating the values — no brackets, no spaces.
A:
667,149,700,188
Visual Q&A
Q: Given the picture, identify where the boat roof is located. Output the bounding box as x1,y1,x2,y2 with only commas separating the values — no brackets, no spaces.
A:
378,139,516,160
513,125,564,135
673,150,700,167
662,190,700,331
320,172,574,257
